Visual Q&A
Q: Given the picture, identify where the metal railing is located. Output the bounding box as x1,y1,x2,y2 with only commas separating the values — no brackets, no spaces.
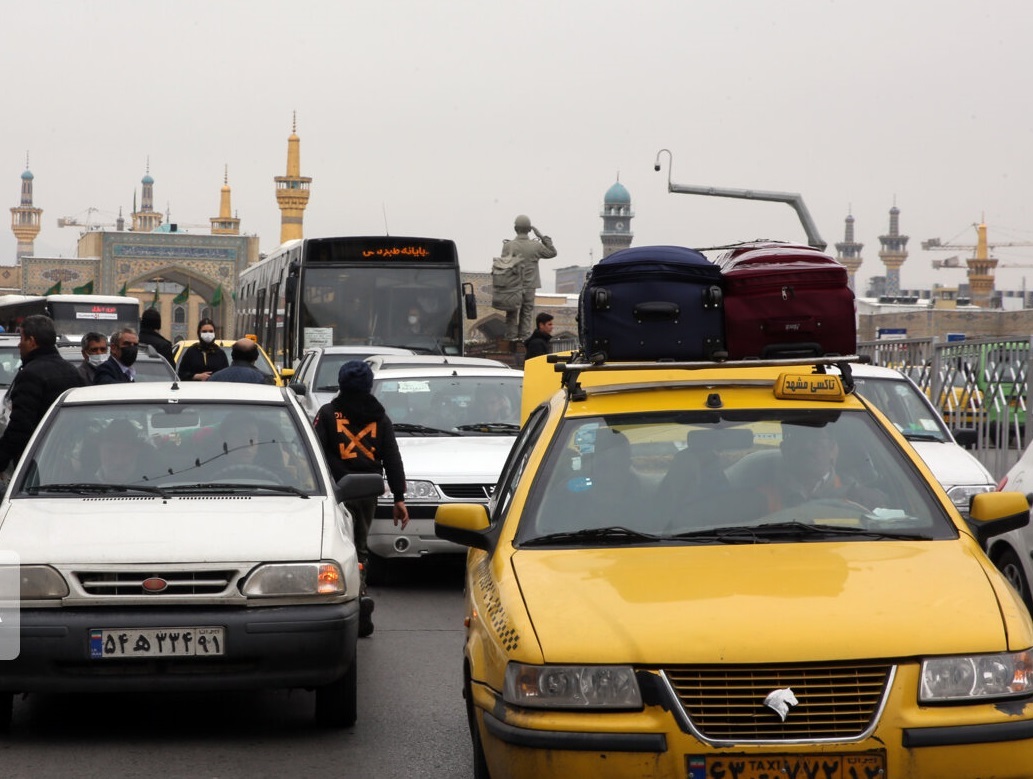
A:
856,336,1033,479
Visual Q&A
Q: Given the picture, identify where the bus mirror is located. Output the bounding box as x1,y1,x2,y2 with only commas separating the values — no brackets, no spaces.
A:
285,276,297,299
463,282,477,320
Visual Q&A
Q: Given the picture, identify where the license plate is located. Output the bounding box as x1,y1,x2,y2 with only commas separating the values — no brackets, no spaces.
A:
689,753,885,779
89,627,225,659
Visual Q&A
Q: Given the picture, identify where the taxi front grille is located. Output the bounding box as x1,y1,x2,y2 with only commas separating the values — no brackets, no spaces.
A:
77,570,237,596
663,662,892,742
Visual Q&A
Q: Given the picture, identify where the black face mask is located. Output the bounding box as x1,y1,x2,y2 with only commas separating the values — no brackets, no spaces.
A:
119,345,138,367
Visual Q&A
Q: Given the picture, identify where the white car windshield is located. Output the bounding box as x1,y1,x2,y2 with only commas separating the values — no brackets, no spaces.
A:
373,376,522,432
16,403,320,496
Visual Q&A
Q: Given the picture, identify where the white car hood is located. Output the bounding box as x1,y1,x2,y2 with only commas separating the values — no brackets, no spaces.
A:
0,497,325,564
396,435,515,481
909,439,994,488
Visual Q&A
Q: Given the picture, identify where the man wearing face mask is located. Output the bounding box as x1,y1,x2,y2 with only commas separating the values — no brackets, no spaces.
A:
77,332,109,384
93,327,140,384
177,318,229,381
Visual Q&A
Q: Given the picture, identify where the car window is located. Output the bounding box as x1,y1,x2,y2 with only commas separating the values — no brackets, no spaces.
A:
15,402,321,495
0,344,21,389
853,377,950,442
517,409,956,544
373,376,522,430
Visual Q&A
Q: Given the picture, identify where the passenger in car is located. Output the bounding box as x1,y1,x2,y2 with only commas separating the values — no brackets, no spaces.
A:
95,419,153,484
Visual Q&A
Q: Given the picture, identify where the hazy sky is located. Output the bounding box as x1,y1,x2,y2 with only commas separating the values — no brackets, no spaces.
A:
4,0,1033,293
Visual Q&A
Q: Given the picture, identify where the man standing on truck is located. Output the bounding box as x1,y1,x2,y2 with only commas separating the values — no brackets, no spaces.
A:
501,215,557,347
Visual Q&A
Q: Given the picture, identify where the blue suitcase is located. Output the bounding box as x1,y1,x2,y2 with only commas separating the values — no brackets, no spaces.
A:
578,246,725,362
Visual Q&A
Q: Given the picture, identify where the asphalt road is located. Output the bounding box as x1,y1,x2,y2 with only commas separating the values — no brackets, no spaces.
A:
1,558,472,779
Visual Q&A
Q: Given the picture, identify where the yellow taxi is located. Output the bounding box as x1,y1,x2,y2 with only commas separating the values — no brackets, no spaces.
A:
437,353,1033,779
172,338,285,386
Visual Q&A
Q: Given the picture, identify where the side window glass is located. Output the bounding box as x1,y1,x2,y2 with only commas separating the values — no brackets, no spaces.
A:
490,405,549,529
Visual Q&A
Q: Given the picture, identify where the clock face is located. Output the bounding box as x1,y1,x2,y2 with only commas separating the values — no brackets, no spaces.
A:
615,221,625,229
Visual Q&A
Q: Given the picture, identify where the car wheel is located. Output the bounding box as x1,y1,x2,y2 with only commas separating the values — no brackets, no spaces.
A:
465,670,492,779
996,547,1033,614
315,657,358,728
0,692,11,732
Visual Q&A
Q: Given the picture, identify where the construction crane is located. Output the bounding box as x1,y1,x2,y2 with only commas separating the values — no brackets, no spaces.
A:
56,207,121,231
922,219,1033,306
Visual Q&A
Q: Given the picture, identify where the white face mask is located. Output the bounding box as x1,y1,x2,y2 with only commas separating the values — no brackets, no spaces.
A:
88,353,107,367
200,331,216,344
408,316,419,325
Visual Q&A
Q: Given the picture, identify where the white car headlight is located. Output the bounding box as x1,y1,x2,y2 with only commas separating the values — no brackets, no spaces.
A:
20,565,68,600
380,479,441,502
504,663,642,709
920,650,1033,702
242,562,345,597
946,484,994,511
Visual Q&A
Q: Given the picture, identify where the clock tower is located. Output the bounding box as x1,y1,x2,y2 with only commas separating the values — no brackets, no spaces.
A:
600,178,633,259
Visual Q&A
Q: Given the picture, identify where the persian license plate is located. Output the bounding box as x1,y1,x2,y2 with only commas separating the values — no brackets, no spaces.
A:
89,627,225,659
689,752,885,779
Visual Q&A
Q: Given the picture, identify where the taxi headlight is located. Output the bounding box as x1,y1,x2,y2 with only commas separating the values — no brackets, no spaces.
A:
20,565,68,600
379,479,440,502
920,650,1033,702
242,562,345,597
504,663,642,709
946,484,994,511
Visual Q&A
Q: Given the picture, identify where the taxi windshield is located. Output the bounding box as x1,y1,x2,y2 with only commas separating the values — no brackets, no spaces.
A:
16,402,321,496
518,409,957,546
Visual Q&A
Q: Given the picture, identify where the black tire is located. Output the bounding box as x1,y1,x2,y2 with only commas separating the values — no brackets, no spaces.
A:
0,692,11,733
996,547,1033,614
465,670,492,779
315,657,358,728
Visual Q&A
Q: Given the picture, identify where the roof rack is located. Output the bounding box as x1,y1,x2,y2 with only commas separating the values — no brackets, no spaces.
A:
549,353,861,401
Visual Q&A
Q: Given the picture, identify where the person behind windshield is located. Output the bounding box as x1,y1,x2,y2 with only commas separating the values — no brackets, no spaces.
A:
474,386,516,425
78,332,108,384
177,318,228,381
95,419,147,483
756,424,885,513
94,327,140,384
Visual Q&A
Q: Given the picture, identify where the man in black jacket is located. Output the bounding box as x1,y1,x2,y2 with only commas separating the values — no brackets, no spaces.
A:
313,360,409,636
0,315,86,472
138,308,174,365
524,312,554,359
93,328,140,384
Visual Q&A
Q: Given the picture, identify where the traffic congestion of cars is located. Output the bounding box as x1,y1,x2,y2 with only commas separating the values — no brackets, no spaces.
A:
3,276,1033,778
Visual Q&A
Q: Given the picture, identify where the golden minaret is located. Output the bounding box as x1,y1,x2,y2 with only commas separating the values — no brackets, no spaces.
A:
275,113,311,244
210,166,241,236
10,153,42,262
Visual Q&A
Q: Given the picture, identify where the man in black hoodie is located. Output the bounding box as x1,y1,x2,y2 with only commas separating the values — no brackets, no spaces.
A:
138,307,174,365
0,315,85,472
313,360,409,636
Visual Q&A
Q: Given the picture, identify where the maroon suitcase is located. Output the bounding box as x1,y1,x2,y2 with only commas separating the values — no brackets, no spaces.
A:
716,242,855,359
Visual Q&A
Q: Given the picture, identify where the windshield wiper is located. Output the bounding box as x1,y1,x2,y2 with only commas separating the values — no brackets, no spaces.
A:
522,526,661,547
900,430,946,442
392,422,460,436
454,423,521,433
162,482,309,497
31,482,169,499
671,521,930,543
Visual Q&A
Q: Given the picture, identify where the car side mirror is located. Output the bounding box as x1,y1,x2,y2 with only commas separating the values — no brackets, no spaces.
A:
968,491,1031,547
335,472,385,504
463,282,478,320
435,503,493,552
289,381,308,397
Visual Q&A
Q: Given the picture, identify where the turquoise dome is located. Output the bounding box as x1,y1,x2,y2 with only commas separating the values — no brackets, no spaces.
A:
604,181,631,205
21,169,33,181
142,174,154,185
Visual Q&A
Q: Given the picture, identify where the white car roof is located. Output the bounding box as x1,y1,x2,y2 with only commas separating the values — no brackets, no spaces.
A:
58,382,288,405
372,366,522,380
847,364,909,380
365,355,510,370
307,345,416,356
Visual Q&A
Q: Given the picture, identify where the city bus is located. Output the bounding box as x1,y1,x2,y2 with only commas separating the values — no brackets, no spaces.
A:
0,294,142,340
235,236,476,369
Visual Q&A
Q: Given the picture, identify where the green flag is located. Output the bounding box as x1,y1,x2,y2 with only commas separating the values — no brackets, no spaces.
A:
72,280,94,295
172,283,190,305
151,283,160,308
211,284,223,307
118,281,128,296
44,281,62,295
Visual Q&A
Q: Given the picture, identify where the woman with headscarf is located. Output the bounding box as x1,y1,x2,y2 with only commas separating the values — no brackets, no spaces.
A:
177,318,229,381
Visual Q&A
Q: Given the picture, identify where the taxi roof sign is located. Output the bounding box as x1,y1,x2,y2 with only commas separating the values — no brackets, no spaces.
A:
774,373,845,401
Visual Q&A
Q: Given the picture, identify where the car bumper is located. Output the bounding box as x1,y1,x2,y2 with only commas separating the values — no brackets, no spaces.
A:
368,515,464,559
471,677,1033,779
0,602,358,694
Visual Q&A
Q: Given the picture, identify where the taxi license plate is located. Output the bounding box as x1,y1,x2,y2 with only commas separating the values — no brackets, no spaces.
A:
89,627,225,659
690,753,885,779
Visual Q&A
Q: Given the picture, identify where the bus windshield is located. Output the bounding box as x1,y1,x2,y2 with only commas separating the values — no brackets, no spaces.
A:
300,264,462,354
0,295,141,340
